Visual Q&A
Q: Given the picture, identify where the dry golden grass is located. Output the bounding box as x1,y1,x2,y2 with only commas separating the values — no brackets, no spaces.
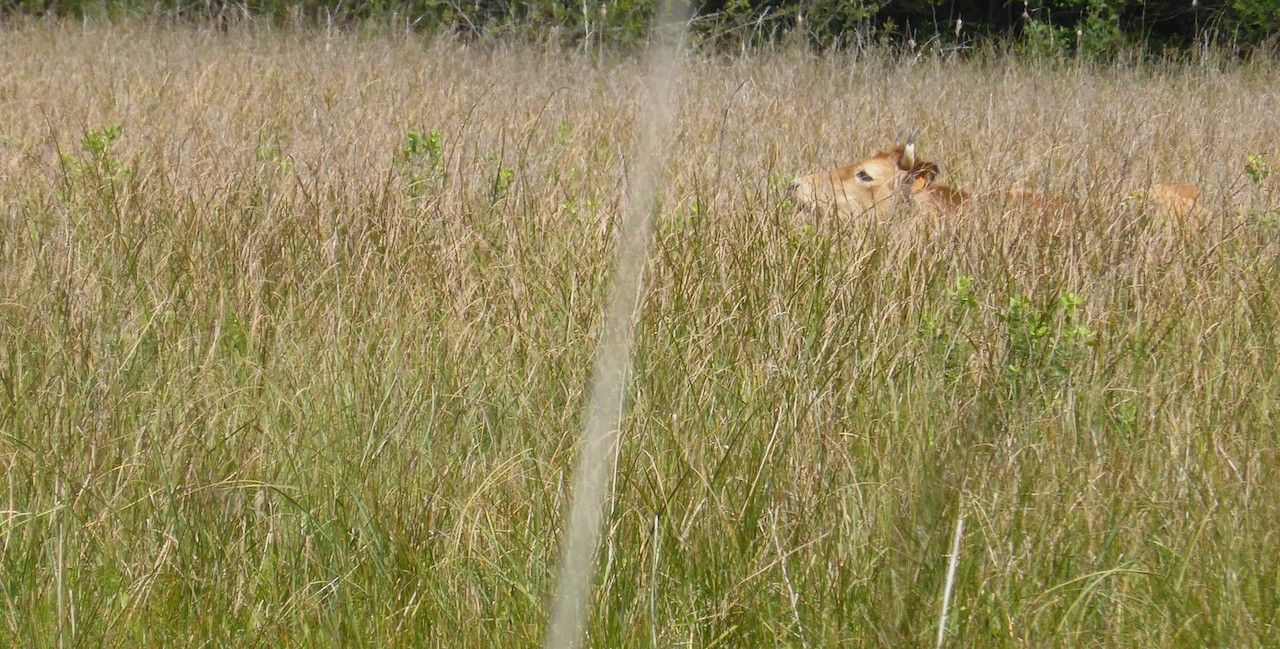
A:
2,19,1280,647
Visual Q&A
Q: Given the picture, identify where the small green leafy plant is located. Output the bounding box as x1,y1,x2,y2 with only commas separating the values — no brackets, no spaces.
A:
1245,154,1270,186
918,278,1096,395
58,124,131,212
60,124,126,177
486,151,515,204
1244,154,1279,227
395,128,445,197
256,143,292,171
916,275,980,385
1001,290,1095,387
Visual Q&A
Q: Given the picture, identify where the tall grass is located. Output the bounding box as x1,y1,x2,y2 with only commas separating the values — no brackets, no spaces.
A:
2,20,1279,647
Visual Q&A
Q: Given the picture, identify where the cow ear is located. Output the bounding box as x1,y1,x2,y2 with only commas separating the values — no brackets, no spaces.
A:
903,162,939,190
916,162,939,182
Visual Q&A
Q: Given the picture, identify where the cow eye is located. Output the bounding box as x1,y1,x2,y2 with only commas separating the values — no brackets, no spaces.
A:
856,170,873,182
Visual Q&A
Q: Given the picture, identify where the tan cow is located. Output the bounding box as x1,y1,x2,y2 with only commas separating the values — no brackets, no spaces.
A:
789,131,1207,227
787,130,960,219
1130,182,1209,225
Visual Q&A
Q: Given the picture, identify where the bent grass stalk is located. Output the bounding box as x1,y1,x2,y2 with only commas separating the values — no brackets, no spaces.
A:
543,3,689,648
936,509,965,649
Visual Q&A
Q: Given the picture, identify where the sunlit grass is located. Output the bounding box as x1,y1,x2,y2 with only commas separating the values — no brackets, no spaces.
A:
2,19,1279,647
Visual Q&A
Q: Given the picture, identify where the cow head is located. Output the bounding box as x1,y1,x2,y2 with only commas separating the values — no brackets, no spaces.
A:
789,129,942,218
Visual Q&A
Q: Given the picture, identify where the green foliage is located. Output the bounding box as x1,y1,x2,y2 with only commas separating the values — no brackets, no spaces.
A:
255,143,292,175
486,151,515,204
659,197,705,236
919,276,1096,397
560,196,597,220
787,0,879,48
57,123,131,213
1019,0,1125,61
399,127,443,165
395,128,445,197
554,121,573,147
917,275,980,385
1246,153,1270,186
1231,0,1280,40
1246,209,1280,229
1001,290,1095,385
1019,15,1075,60
62,123,126,182
1074,0,1124,59
2,0,1273,52
1244,153,1279,228
79,123,122,162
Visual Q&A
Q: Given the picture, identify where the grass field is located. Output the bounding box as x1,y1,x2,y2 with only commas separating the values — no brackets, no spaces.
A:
3,19,1280,647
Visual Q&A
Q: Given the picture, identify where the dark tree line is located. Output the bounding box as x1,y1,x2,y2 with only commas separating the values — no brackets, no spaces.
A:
2,0,1275,53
